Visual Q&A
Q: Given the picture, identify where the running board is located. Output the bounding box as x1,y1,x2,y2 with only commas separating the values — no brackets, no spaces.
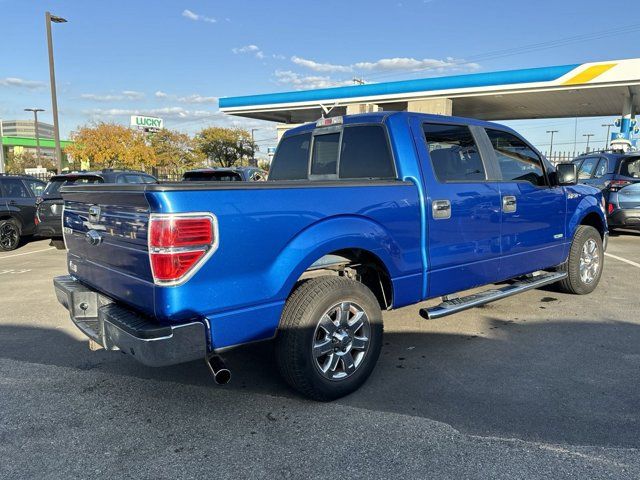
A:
420,271,567,320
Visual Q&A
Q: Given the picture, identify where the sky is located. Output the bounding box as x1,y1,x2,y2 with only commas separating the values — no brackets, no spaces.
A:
1,0,639,156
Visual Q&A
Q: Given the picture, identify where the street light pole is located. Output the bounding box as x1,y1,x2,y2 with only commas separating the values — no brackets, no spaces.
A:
546,130,558,160
24,108,45,163
45,11,67,173
583,133,594,153
601,123,614,149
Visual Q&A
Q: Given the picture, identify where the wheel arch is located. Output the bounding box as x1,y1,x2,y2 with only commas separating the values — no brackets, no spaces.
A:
579,211,606,239
272,215,408,309
0,214,22,231
298,248,394,310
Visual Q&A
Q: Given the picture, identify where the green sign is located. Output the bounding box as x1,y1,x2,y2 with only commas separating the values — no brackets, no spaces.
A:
130,115,163,130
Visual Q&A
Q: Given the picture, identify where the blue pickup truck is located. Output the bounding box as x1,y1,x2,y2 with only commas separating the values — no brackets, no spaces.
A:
54,112,607,400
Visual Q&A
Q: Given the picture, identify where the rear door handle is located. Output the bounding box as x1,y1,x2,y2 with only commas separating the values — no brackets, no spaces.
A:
502,196,517,213
432,199,451,219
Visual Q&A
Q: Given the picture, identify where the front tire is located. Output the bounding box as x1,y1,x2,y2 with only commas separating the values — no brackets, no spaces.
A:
556,225,603,294
275,276,383,401
0,219,21,251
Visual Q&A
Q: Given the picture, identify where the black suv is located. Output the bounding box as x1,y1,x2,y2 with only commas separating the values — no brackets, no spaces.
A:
572,152,640,230
36,169,157,239
0,174,47,251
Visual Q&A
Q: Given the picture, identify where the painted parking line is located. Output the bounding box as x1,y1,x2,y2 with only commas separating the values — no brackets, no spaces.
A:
605,252,640,269
0,247,55,260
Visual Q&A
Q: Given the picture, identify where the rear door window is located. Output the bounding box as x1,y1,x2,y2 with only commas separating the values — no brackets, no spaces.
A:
577,157,599,179
486,129,547,187
310,133,340,176
620,157,640,178
339,125,395,179
593,158,608,178
1,178,31,198
25,179,46,196
268,133,311,180
423,123,486,182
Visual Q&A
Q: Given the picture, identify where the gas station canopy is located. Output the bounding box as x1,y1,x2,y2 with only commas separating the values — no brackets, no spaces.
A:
219,58,640,124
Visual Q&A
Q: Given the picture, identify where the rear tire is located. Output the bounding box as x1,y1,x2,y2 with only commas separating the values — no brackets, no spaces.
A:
0,219,21,251
556,225,603,295
275,276,383,401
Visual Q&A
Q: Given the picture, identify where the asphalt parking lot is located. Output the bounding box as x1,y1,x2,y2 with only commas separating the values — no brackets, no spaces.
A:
1,233,639,479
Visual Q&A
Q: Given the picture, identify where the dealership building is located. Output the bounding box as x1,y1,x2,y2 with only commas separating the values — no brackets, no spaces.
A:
0,119,60,160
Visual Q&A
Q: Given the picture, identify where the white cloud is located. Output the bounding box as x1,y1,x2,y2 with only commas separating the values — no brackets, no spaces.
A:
291,56,351,73
274,70,353,90
122,90,145,100
177,94,218,105
290,55,479,75
86,106,218,122
182,9,216,24
80,90,145,102
0,77,46,89
155,90,168,98
232,44,266,59
354,57,480,73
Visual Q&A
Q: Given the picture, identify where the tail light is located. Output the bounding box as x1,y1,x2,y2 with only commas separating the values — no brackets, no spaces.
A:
608,179,632,192
148,213,218,285
607,203,615,215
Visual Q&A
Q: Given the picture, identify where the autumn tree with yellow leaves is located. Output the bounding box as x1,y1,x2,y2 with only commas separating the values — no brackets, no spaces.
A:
65,123,156,171
149,128,203,172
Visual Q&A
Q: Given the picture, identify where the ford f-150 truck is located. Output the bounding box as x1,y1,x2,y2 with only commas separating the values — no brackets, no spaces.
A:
54,112,607,401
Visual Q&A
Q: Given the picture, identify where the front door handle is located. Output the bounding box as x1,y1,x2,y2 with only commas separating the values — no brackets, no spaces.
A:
8,200,17,206
502,196,517,213
432,199,451,219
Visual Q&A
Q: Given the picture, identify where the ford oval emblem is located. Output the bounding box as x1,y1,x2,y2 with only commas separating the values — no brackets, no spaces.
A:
85,230,103,246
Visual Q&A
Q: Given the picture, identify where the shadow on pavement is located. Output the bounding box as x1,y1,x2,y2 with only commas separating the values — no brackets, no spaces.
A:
1,315,639,448
609,228,640,237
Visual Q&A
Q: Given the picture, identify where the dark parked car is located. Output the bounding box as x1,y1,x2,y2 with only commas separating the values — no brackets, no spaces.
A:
36,169,157,239
182,167,267,182
0,174,46,251
572,152,640,230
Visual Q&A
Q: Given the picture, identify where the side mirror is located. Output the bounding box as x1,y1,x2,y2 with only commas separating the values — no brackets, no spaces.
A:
556,163,578,186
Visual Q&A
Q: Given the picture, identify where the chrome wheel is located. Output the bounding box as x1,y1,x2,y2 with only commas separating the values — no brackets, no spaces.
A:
0,222,19,250
579,238,600,284
312,301,371,381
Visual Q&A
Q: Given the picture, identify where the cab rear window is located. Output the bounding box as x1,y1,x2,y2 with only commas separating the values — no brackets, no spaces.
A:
269,133,311,180
269,125,395,181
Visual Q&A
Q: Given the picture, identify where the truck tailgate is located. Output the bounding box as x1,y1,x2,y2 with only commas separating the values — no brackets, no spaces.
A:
62,188,155,315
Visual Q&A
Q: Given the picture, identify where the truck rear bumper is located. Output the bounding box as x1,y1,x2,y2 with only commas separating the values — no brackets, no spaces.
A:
53,275,208,367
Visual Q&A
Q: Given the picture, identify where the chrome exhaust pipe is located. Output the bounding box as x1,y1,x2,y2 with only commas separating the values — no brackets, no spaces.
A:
206,354,231,385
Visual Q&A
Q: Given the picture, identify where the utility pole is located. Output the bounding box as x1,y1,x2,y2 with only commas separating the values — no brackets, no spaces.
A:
24,108,45,163
601,123,614,149
46,11,67,173
546,130,558,160
0,119,5,173
583,133,594,153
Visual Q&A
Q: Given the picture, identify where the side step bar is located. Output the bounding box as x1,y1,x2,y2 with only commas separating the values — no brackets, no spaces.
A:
420,271,567,320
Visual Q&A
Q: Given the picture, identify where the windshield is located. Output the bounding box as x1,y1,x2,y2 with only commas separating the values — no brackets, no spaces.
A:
620,157,640,179
43,176,103,195
183,171,243,181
